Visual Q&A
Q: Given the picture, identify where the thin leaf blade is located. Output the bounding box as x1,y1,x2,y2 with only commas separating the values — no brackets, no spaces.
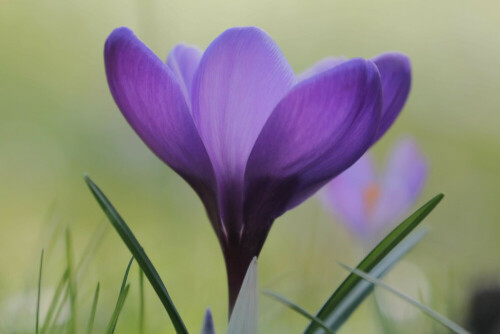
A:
86,283,100,334
339,263,470,334
304,194,444,333
84,175,188,334
108,258,134,334
105,284,130,334
139,269,145,334
36,249,44,334
65,229,77,334
263,290,335,334
321,229,428,330
42,222,106,334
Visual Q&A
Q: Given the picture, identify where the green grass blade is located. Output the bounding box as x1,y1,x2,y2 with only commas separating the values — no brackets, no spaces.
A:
42,222,106,334
36,249,44,334
65,229,77,334
263,290,335,334
339,263,470,334
41,224,104,334
304,194,444,333
322,229,427,331
39,205,62,261
139,269,145,334
86,283,100,334
48,285,70,332
40,267,68,333
105,284,131,334
108,258,134,334
76,222,107,277
120,257,134,293
84,175,188,334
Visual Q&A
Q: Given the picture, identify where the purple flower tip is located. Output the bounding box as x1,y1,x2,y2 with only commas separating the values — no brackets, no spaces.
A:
103,26,412,310
201,308,215,334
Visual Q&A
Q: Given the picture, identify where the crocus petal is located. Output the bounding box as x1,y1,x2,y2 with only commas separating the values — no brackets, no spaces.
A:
296,57,346,82
321,153,377,235
192,26,295,182
372,53,412,141
191,26,295,237
104,27,220,233
244,59,382,231
372,138,428,228
166,44,202,105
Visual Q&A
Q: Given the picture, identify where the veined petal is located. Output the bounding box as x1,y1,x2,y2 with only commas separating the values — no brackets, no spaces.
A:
192,26,296,182
244,59,382,228
372,138,428,228
191,26,295,238
166,44,202,106
296,57,346,82
104,27,219,232
372,53,412,141
321,154,377,235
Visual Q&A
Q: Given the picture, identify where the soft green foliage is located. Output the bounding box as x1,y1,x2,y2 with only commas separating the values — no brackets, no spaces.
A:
339,263,469,334
304,194,443,333
85,283,100,334
24,192,449,334
262,197,445,333
65,230,77,334
36,249,44,334
313,229,428,332
84,173,450,334
105,258,134,334
105,284,130,334
84,175,189,334
32,242,134,334
139,269,145,334
37,224,105,334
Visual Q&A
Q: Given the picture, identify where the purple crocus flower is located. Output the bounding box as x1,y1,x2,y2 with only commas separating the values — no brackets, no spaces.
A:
104,26,411,310
321,138,428,243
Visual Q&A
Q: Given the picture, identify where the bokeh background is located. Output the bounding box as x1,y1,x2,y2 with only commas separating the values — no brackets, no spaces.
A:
1,0,500,333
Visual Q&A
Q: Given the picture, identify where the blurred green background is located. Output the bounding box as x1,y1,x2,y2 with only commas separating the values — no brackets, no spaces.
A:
1,0,500,332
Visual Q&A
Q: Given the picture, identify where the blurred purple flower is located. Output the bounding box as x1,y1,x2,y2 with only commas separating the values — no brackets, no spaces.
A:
321,138,428,241
104,26,411,310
